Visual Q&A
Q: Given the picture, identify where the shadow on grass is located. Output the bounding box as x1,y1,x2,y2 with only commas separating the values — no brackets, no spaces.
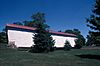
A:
75,54,100,60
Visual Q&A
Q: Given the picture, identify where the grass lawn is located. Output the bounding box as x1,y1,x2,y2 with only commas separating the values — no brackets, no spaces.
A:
0,44,100,66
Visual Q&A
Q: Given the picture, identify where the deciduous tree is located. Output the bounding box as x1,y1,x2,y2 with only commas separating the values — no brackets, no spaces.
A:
65,29,85,47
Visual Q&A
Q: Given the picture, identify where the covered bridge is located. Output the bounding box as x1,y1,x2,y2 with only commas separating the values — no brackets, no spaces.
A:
6,24,77,48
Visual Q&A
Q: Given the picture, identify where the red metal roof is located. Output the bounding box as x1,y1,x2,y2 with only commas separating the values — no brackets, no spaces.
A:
6,24,36,30
49,31,76,37
6,24,76,37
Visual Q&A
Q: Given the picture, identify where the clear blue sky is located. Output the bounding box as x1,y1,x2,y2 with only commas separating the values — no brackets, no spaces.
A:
0,0,94,38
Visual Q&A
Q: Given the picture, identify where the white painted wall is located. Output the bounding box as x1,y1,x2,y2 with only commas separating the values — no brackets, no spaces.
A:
8,30,77,47
52,35,77,47
8,30,34,47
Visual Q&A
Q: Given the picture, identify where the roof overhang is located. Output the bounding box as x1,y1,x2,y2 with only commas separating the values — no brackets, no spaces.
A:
6,24,77,37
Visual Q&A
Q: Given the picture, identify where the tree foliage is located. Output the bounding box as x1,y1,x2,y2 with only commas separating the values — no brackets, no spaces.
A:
30,12,55,53
86,0,100,46
74,39,82,49
13,22,23,25
86,31,100,46
86,32,96,46
23,20,37,27
0,31,7,43
65,29,85,47
65,29,74,34
64,40,71,50
13,20,37,27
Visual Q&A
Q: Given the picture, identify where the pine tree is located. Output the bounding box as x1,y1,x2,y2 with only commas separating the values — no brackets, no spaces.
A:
86,32,96,46
64,40,71,51
30,12,55,53
87,0,100,46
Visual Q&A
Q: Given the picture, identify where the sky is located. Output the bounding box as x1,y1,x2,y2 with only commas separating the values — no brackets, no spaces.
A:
0,0,94,38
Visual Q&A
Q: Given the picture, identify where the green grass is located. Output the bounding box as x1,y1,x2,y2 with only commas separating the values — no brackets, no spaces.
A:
0,44,100,66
